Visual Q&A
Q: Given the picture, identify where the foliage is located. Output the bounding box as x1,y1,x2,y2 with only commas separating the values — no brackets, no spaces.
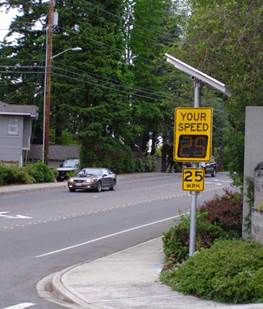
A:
160,240,263,304
171,0,263,177
80,139,135,174
0,1,261,175
24,161,55,183
0,162,55,185
134,155,156,173
0,1,186,171
162,212,229,266
200,190,242,237
162,190,242,266
81,136,156,174
244,176,254,235
223,129,244,179
0,164,34,185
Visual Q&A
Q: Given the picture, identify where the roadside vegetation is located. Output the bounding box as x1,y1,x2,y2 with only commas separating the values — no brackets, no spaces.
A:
0,156,157,186
0,1,261,175
161,240,263,304
0,162,55,185
160,190,263,304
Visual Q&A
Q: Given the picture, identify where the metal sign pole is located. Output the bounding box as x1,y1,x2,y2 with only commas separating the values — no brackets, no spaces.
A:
189,79,202,256
164,53,231,257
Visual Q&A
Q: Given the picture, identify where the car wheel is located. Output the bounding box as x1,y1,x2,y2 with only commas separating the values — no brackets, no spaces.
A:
96,181,102,192
69,188,75,192
109,180,116,191
211,168,216,177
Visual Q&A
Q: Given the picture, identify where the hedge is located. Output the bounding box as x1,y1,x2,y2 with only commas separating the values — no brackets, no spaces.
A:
0,161,55,185
160,240,263,304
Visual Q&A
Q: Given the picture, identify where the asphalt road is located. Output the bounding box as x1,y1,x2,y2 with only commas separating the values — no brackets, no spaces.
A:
0,172,232,308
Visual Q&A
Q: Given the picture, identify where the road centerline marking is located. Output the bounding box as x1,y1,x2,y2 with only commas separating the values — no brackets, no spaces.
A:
36,213,188,258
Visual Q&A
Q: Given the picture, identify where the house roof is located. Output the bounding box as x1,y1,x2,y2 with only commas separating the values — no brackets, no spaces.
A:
0,102,38,118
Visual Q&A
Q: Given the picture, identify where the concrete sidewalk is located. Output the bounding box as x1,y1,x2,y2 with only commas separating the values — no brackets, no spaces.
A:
50,238,263,309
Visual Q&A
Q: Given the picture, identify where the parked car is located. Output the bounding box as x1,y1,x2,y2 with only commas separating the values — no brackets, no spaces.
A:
200,159,217,177
182,159,217,177
67,167,117,192
56,158,80,182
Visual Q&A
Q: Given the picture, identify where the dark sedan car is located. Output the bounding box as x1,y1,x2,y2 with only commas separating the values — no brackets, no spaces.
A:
67,168,116,192
183,159,217,177
200,160,217,177
56,158,80,182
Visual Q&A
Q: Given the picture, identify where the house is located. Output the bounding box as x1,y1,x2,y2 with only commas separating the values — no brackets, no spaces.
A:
28,144,80,168
0,101,38,166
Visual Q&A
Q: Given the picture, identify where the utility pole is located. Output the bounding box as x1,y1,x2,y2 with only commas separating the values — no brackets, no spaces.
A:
43,0,55,163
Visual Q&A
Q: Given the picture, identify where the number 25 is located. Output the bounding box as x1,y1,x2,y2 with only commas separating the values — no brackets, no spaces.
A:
184,170,203,182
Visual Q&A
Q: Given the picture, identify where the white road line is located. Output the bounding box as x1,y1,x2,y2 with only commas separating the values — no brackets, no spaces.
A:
2,303,35,309
36,213,188,258
0,211,32,219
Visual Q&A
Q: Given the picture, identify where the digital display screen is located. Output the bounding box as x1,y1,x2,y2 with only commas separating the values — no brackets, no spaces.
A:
178,135,208,158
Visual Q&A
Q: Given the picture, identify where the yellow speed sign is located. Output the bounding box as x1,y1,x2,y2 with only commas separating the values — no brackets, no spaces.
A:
174,107,213,162
182,168,205,191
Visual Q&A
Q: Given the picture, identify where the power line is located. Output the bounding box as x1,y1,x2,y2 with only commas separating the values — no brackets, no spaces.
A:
52,71,165,102
0,65,44,69
0,68,165,102
0,70,44,74
52,65,170,100
52,67,168,101
0,61,171,100
53,27,164,66
67,34,164,67
0,57,43,61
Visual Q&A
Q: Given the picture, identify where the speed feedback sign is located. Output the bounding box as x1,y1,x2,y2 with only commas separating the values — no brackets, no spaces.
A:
183,168,205,191
174,107,213,162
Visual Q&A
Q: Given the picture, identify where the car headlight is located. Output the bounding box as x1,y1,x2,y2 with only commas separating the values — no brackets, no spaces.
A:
84,179,92,183
68,178,74,183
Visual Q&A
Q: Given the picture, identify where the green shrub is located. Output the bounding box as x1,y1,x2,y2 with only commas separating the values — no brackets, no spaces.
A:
160,240,263,304
0,164,34,185
80,139,136,174
24,161,55,183
134,156,156,173
200,190,242,237
80,136,157,174
162,212,229,266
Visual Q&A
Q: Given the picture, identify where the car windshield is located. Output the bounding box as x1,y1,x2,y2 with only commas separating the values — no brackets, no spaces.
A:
77,168,103,177
62,159,79,168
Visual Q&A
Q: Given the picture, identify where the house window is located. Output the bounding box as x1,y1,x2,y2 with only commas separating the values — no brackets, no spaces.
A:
8,118,19,135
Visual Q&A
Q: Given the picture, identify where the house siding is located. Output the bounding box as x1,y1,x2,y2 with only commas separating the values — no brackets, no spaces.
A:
0,115,23,165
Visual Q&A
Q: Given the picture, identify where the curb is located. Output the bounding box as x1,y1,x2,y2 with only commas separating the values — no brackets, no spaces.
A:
51,265,91,308
49,238,162,309
0,173,169,195
0,182,67,196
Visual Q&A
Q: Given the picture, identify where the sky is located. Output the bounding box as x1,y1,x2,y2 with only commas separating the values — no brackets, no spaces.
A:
0,7,20,41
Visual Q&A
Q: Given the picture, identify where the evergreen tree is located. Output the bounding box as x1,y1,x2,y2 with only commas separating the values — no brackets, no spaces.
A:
174,0,263,176
0,0,185,172
130,0,183,161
